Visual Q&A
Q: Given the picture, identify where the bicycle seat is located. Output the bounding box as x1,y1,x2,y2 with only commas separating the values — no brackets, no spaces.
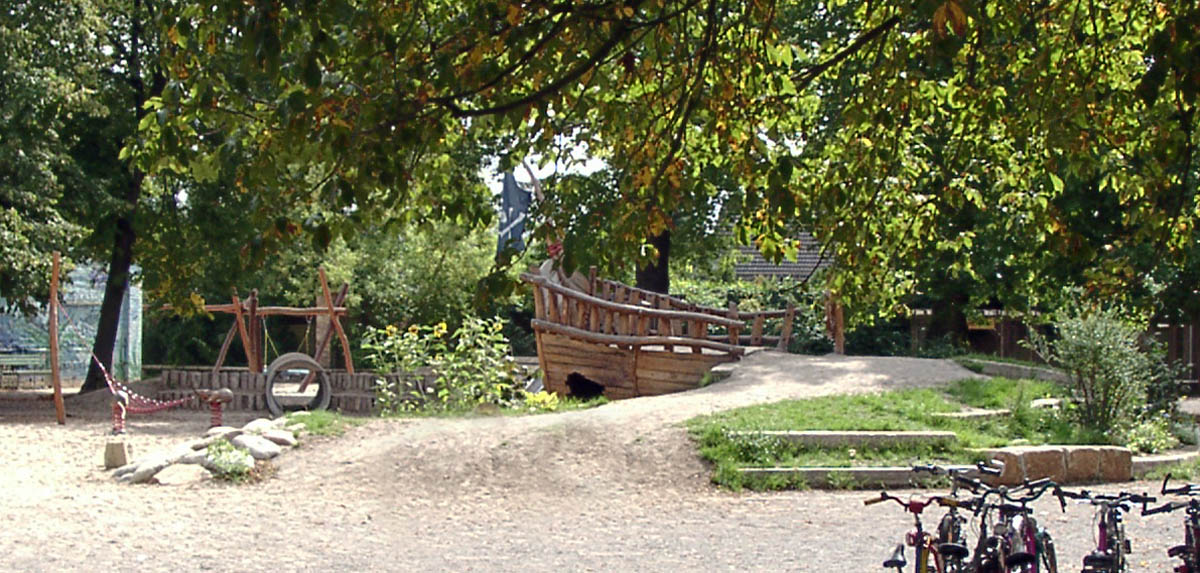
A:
1006,551,1035,566
1083,551,1114,567
883,543,907,568
938,542,969,560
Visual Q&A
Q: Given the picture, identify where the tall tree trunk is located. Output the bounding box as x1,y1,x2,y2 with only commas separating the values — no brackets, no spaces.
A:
635,230,671,294
80,204,139,392
80,0,146,392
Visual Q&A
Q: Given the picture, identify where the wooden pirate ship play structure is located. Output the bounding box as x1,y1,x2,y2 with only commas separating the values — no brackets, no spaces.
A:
521,266,795,400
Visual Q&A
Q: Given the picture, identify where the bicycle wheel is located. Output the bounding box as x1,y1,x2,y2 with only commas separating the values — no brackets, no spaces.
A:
1038,532,1058,573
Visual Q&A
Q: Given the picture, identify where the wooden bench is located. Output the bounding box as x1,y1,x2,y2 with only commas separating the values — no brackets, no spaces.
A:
0,352,50,389
522,270,795,399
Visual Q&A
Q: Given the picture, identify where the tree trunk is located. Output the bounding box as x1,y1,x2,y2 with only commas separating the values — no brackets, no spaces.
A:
635,230,671,294
80,206,138,392
80,0,146,393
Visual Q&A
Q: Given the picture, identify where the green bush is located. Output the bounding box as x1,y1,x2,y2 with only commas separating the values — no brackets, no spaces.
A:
363,316,521,414
1120,415,1180,454
1026,302,1160,434
206,438,255,481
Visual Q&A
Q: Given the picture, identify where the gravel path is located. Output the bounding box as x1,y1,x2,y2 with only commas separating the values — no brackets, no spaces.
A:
0,353,1188,571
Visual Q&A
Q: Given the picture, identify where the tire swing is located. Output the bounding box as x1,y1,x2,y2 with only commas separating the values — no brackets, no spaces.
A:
264,352,332,417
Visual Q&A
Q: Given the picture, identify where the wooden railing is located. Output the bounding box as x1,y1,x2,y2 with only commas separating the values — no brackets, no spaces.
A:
523,273,748,355
591,277,796,349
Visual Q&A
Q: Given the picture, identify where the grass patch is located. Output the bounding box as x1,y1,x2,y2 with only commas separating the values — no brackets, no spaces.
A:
944,377,1067,410
687,377,1106,490
1141,456,1200,482
286,410,362,437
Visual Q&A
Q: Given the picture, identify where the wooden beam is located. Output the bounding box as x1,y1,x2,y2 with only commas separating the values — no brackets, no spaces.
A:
212,322,238,374
247,289,261,372
320,268,354,373
230,289,256,372
49,251,65,425
531,319,745,356
161,303,349,316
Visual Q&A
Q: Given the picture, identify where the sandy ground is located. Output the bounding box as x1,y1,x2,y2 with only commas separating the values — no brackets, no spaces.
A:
0,352,1190,571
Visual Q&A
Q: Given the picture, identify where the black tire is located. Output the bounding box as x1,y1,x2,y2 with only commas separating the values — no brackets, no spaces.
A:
265,352,332,417
1039,533,1058,573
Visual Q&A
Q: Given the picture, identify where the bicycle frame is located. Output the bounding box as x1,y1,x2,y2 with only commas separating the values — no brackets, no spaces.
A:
1146,476,1200,573
1059,489,1153,573
866,492,957,572
969,480,1061,573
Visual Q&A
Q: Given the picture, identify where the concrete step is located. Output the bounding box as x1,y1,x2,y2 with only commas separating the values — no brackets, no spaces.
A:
729,430,957,449
738,465,979,488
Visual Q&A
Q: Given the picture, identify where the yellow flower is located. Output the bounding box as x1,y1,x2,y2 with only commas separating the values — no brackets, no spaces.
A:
385,325,398,337
433,322,448,337
407,325,420,336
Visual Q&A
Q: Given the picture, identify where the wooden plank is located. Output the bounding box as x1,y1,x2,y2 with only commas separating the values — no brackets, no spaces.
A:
532,320,745,355
49,251,65,425
636,351,728,372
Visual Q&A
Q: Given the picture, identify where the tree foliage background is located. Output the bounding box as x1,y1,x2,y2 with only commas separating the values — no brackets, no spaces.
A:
2,0,1199,373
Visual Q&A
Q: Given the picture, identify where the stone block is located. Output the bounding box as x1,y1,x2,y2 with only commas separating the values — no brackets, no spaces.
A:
1098,447,1133,482
1065,447,1102,483
986,449,1025,486
1021,447,1067,482
104,440,130,470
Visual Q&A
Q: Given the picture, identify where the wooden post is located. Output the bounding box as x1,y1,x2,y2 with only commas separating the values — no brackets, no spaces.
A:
778,303,795,351
247,289,261,372
319,268,354,373
833,300,845,355
231,289,255,371
751,315,765,346
310,283,348,366
49,252,65,425
728,302,740,345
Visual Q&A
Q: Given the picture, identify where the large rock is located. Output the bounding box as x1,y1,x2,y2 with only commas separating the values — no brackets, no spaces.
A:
178,449,209,465
242,418,278,434
261,429,298,447
154,464,211,486
231,434,282,460
206,426,243,440
120,455,172,484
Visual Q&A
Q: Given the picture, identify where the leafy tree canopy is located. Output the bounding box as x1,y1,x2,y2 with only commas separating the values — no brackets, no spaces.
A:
139,0,1199,322
0,1,107,310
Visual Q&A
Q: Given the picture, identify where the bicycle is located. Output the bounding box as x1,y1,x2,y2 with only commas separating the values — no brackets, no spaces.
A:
865,490,973,572
1057,488,1155,572
1143,475,1200,572
866,463,999,572
962,477,1062,573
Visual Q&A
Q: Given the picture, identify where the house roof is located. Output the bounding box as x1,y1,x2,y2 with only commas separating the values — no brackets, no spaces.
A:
733,232,830,280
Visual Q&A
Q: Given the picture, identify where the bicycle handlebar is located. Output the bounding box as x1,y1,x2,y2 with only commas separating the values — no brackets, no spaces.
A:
1057,488,1156,511
864,491,969,513
1144,500,1192,516
1161,474,1200,497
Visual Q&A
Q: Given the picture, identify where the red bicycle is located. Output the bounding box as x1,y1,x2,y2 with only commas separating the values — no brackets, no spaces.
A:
866,490,974,572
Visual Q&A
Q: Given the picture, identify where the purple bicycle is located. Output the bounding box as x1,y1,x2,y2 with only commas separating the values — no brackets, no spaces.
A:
1057,488,1155,572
